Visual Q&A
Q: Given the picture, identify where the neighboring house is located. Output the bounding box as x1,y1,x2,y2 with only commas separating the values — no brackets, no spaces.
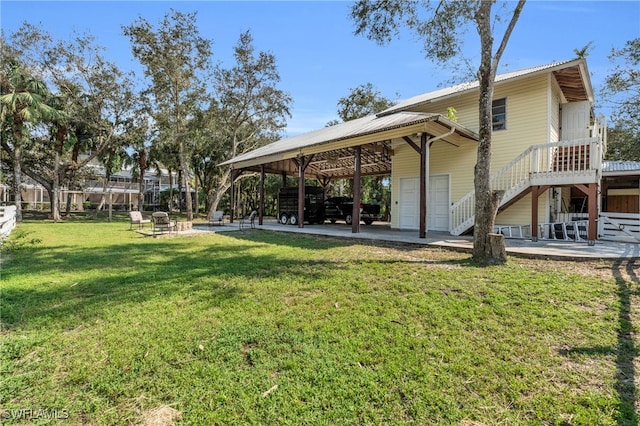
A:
1,165,178,212
221,58,628,243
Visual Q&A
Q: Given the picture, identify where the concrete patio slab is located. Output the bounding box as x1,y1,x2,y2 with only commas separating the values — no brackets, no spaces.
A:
190,219,640,260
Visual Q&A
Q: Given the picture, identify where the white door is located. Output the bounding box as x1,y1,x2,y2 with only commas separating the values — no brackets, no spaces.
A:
561,101,590,141
399,177,419,230
428,175,450,231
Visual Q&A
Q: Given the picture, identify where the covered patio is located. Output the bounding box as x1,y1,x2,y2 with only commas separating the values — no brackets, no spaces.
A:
220,111,478,238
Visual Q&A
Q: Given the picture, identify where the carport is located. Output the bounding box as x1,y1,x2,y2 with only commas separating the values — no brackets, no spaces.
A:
219,111,478,238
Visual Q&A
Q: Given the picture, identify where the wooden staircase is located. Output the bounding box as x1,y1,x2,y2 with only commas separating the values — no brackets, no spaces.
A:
450,136,605,236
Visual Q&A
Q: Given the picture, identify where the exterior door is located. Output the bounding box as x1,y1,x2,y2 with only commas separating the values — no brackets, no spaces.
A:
399,177,419,230
561,101,590,141
428,175,450,231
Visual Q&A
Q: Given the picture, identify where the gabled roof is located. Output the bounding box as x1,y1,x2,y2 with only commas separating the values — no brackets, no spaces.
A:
220,58,593,177
378,58,593,116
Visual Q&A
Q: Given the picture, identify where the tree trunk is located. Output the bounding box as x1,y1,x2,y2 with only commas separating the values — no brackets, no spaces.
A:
138,168,145,212
93,179,108,219
178,140,193,220
45,186,55,220
168,169,174,211
65,192,72,216
138,175,145,212
194,178,199,216
488,233,507,264
12,144,22,222
472,1,506,264
207,169,231,218
52,155,61,222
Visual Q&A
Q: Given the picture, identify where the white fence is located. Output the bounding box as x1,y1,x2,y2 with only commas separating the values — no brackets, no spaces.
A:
0,205,17,240
599,212,640,243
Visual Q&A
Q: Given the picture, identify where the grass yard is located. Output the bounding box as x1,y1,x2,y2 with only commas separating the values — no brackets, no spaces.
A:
1,215,639,425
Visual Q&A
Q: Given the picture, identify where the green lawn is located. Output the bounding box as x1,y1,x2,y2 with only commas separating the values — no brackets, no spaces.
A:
1,216,638,425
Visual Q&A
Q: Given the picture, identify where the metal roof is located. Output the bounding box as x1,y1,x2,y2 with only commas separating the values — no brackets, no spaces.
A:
603,161,640,175
378,58,590,116
220,58,592,177
220,112,478,170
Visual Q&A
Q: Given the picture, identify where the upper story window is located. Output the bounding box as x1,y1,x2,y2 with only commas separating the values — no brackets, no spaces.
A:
492,98,506,131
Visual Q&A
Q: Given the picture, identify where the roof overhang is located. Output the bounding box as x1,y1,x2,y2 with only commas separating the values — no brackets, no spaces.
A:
378,58,594,117
220,112,478,178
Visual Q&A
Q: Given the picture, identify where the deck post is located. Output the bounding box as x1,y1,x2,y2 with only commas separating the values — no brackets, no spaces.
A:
531,186,539,241
352,146,361,233
531,185,550,242
588,182,597,245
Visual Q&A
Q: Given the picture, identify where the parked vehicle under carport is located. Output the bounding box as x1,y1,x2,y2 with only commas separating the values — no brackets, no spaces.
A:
324,196,382,225
277,186,325,225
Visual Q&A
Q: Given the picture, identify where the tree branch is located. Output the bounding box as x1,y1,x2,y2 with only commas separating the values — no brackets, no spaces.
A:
492,0,526,68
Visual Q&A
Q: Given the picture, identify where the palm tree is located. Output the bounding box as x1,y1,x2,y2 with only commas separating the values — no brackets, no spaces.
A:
0,60,59,221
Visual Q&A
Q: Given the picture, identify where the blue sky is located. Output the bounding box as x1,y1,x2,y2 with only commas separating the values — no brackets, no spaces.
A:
2,1,639,136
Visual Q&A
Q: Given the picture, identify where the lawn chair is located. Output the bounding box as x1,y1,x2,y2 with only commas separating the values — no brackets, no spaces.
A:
239,210,257,229
151,212,177,236
208,210,225,226
129,211,151,230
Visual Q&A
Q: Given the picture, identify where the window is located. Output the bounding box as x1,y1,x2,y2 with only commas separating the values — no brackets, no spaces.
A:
492,98,506,131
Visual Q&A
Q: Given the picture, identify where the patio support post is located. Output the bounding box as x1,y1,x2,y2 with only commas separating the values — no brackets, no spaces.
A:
352,146,362,233
230,172,235,224
531,185,550,242
419,133,427,239
259,165,265,226
295,155,314,228
296,157,304,228
403,135,428,238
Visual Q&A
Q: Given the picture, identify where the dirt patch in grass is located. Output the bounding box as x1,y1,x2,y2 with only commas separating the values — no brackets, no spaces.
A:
139,405,181,426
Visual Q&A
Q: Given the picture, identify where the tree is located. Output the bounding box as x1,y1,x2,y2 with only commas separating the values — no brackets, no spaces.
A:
0,58,60,222
602,38,640,161
337,82,395,122
328,83,394,212
207,30,291,217
124,9,213,221
121,106,154,212
352,0,525,264
6,23,137,220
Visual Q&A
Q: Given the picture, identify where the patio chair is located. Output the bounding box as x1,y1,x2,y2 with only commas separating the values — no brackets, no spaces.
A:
151,212,177,236
239,210,258,230
129,211,151,230
208,210,225,226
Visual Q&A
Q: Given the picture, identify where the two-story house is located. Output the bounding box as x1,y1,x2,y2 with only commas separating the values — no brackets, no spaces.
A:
220,58,611,243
